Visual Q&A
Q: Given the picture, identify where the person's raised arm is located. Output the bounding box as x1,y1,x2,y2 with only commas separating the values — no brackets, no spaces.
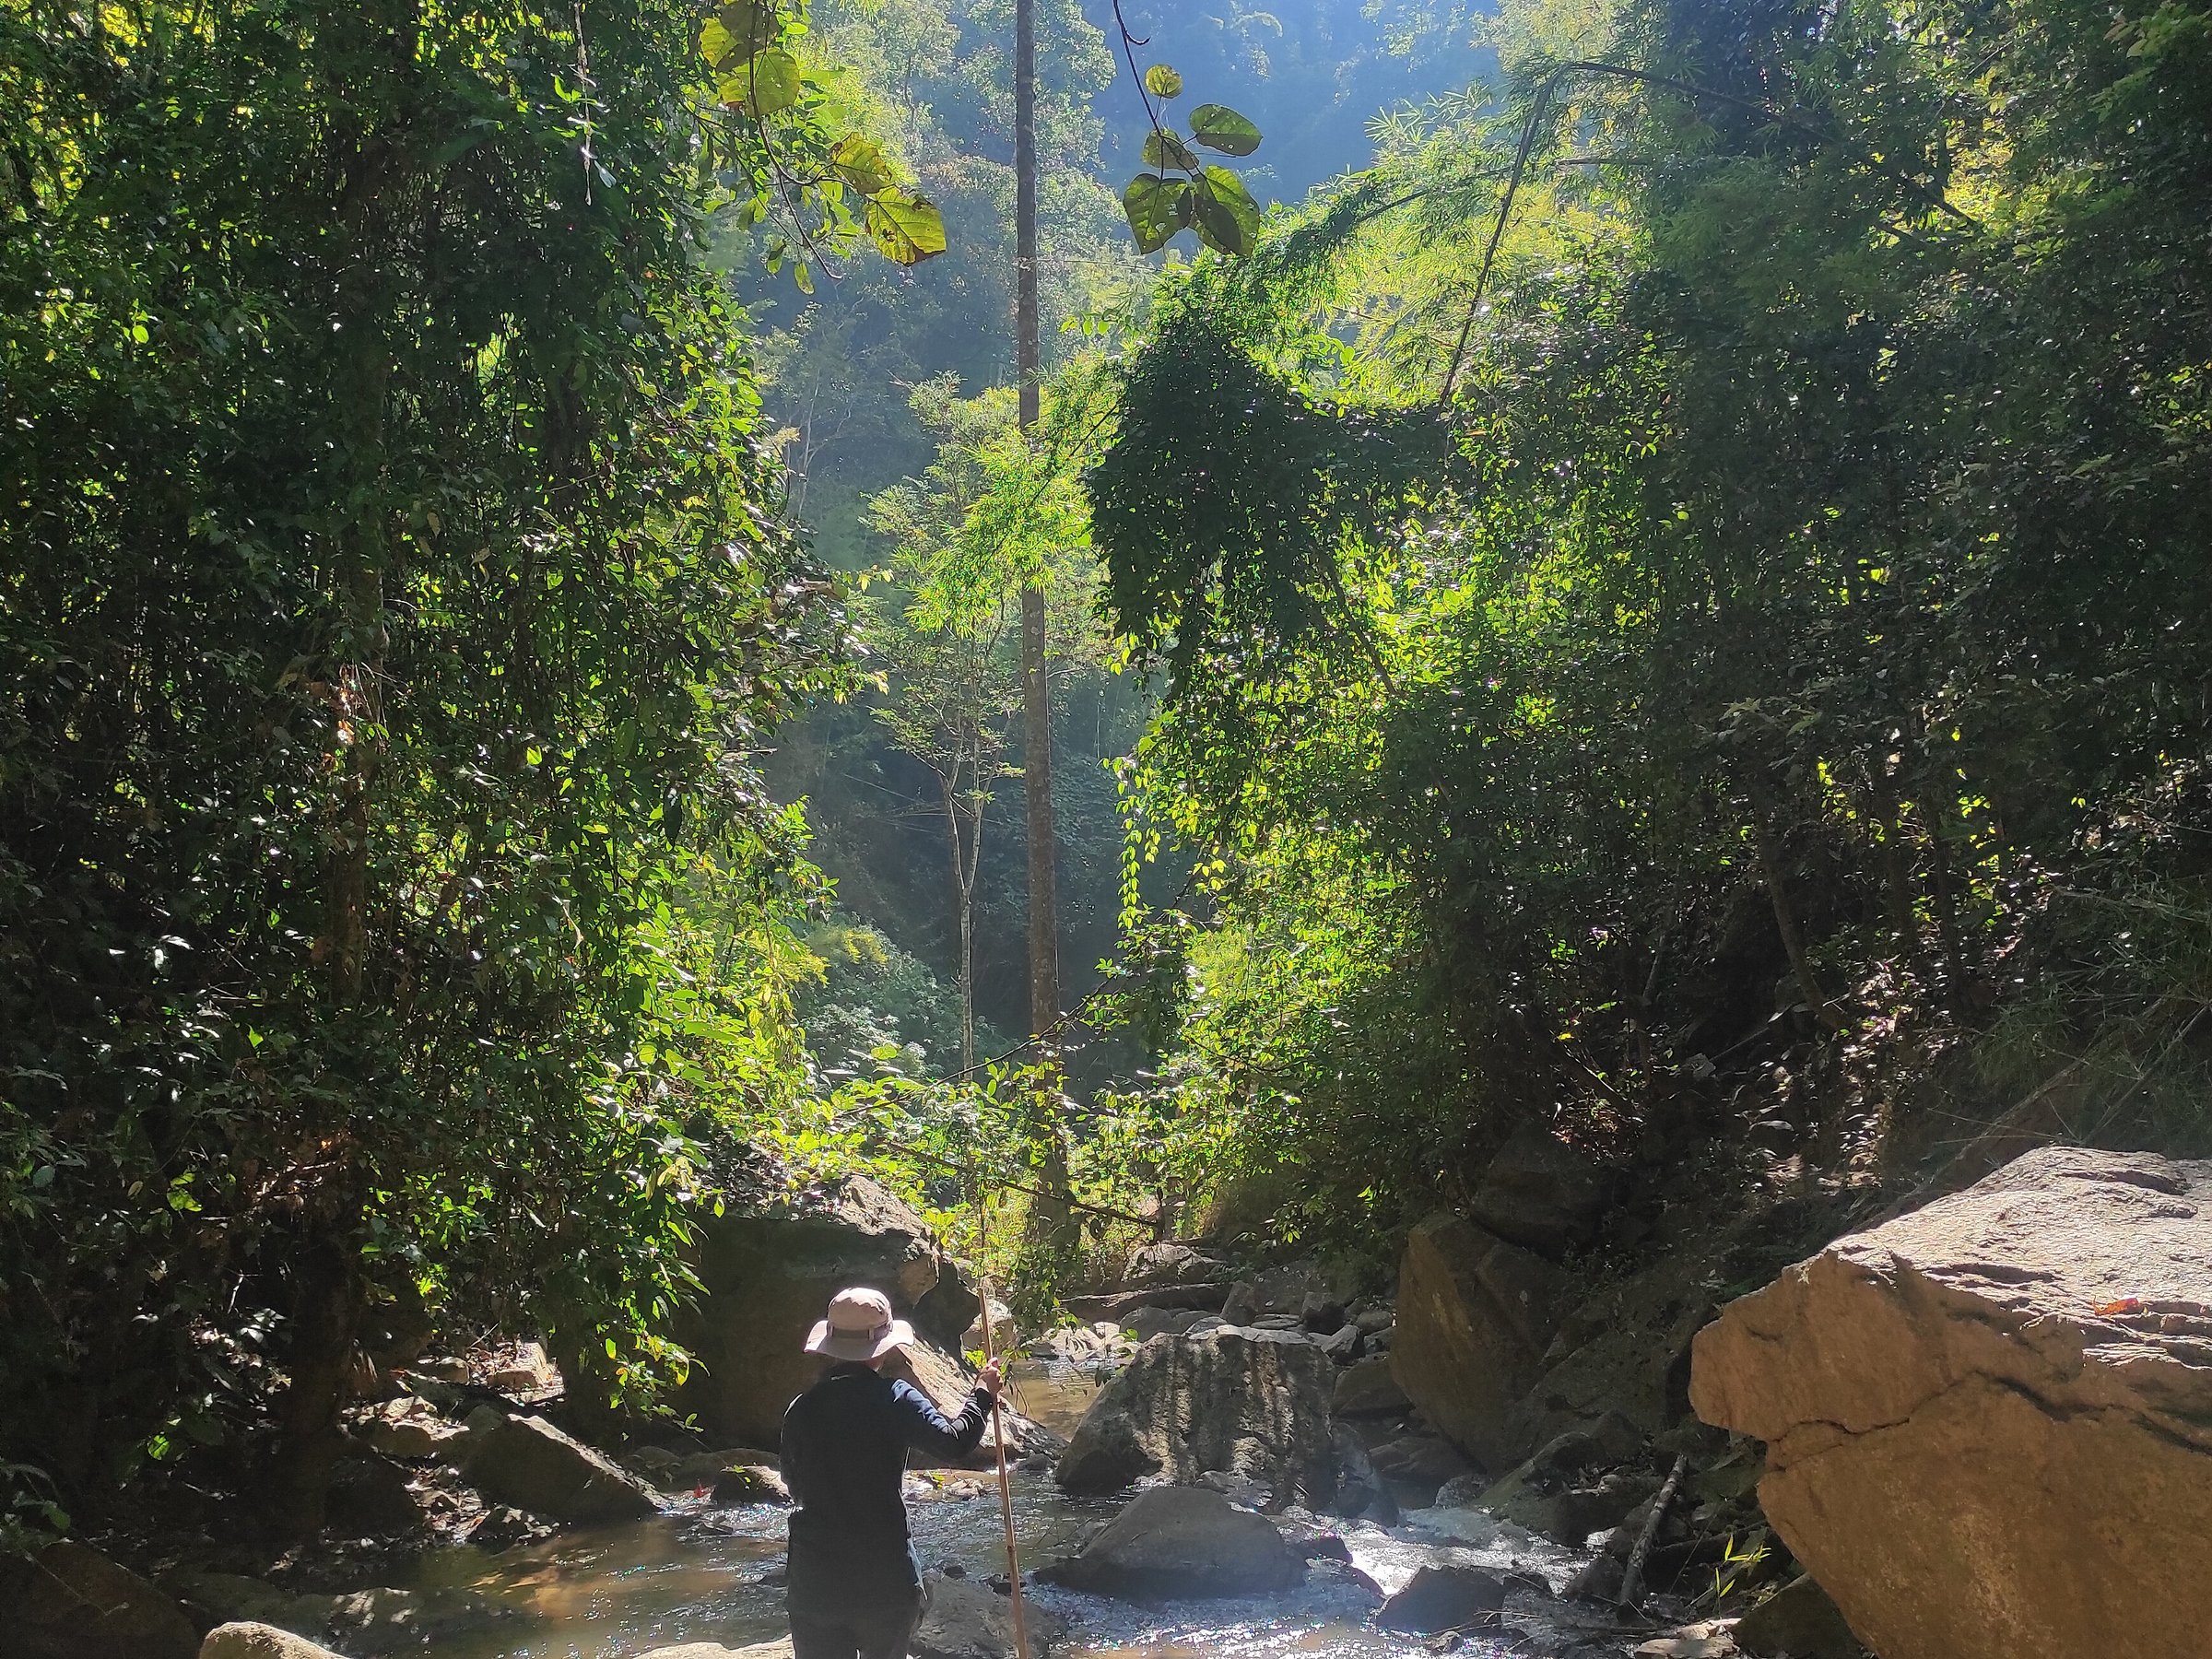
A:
891,1358,1004,1458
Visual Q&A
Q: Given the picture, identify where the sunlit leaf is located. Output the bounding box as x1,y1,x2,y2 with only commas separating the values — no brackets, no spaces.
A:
1143,64,1183,100
865,187,947,265
1141,127,1201,172
830,133,897,196
1191,165,1261,256
1123,173,1194,253
720,45,804,116
700,0,779,70
1189,103,1263,157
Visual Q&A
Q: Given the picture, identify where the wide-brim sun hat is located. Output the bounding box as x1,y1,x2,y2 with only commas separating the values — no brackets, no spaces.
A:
806,1285,915,1362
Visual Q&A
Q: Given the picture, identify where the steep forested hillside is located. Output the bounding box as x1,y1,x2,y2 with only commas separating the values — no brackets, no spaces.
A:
750,0,1496,1077
1087,0,2212,1243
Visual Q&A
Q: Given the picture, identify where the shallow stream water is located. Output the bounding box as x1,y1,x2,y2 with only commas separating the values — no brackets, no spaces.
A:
394,1362,1630,1659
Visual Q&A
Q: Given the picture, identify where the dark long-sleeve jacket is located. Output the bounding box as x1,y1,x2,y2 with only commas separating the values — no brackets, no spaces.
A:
781,1361,993,1605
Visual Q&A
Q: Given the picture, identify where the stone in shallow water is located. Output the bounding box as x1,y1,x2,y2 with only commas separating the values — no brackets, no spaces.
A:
1373,1564,1507,1633
1037,1485,1303,1600
1054,1324,1339,1503
913,1570,1068,1659
711,1464,791,1505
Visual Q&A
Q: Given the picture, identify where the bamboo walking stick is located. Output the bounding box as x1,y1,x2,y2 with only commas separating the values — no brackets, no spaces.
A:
974,1198,1032,1659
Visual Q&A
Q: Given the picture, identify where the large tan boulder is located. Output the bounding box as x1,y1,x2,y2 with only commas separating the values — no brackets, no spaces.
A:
1691,1146,2212,1659
1389,1213,1566,1468
1054,1324,1339,1504
199,1625,345,1659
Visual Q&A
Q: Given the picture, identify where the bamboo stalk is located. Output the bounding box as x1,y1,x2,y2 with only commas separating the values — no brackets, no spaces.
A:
976,1269,1031,1659
1618,1453,1689,1609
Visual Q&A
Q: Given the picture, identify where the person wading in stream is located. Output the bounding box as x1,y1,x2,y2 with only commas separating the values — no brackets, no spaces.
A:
782,1286,1006,1659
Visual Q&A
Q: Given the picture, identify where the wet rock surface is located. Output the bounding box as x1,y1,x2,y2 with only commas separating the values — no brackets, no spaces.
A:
1693,1146,2212,1659
1037,1486,1304,1600
1373,1563,1507,1633
913,1569,1069,1658
1054,1324,1340,1502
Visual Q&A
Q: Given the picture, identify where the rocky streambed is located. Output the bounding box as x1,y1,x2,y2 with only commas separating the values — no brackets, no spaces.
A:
311,1463,1612,1659
21,1145,2209,1659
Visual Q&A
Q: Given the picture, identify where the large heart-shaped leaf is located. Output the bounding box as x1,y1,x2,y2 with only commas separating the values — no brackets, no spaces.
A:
701,0,778,70
1142,127,1202,172
720,44,803,116
1123,173,1194,253
1143,64,1184,100
1191,165,1261,257
865,186,947,265
830,133,897,195
1189,103,1263,157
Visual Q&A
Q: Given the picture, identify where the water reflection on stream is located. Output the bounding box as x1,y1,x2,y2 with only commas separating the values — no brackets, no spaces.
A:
398,1361,1611,1659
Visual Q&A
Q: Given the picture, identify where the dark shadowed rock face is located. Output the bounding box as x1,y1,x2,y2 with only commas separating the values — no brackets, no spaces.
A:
1120,1241,1230,1288
1693,1146,2212,1659
675,1174,951,1446
1053,1324,1338,1505
1331,1353,1409,1417
1733,1575,1866,1658
671,1173,1041,1455
1389,1213,1565,1468
1465,1123,1616,1259
7,1542,199,1659
464,1413,661,1523
1036,1487,1303,1600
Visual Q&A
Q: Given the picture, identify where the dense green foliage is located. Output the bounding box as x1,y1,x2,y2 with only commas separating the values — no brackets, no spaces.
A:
13,0,2207,1553
0,0,867,1531
1091,0,2212,1243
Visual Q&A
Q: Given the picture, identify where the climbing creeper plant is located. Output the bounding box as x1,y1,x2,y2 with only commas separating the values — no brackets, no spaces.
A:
1108,5,1265,256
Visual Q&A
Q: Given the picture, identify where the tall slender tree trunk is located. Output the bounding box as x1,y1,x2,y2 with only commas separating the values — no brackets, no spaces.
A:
272,1235,364,1537
276,9,410,1528
1015,0,1074,1252
1016,0,1054,1043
